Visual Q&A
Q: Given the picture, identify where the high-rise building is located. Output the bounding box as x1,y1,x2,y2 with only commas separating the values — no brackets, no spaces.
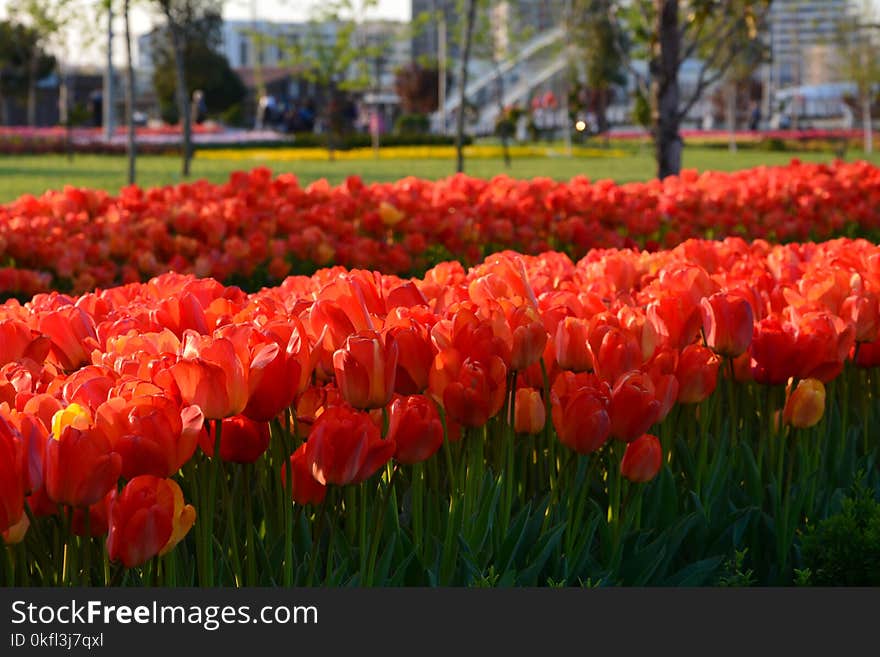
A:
768,0,854,87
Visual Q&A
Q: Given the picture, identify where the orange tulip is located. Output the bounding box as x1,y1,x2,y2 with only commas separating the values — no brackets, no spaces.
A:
783,378,826,429
514,387,546,435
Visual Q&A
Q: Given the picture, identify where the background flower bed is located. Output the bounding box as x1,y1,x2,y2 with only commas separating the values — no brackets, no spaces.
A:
1,160,878,299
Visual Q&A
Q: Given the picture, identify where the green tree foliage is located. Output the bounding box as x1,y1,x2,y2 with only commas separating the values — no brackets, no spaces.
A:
151,6,245,124
0,20,56,125
570,0,627,135
609,0,772,178
278,1,386,154
802,482,880,586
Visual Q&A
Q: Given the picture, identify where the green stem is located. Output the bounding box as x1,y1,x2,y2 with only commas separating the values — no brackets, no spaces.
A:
243,465,257,586
364,467,398,586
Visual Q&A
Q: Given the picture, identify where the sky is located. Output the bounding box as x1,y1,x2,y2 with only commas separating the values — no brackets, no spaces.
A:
0,0,413,66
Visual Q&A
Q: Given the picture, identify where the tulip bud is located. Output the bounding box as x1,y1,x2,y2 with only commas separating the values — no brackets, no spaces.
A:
620,434,662,483
513,388,546,435
676,345,720,404
283,444,327,506
783,378,826,429
201,415,270,464
555,317,592,373
610,371,660,442
106,476,196,568
305,406,396,486
386,395,444,465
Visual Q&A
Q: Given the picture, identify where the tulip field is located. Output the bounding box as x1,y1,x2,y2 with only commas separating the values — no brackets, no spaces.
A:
1,159,880,587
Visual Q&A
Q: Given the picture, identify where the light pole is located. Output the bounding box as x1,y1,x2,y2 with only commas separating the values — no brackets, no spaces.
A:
104,3,115,140
857,21,879,154
436,0,447,134
562,0,572,156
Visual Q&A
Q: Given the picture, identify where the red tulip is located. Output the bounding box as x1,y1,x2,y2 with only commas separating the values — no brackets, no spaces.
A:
750,316,799,385
386,324,434,395
0,318,49,365
46,404,122,507
794,312,855,383
592,325,643,384
305,405,395,486
609,371,661,443
646,295,702,350
429,348,507,428
386,395,444,465
551,372,611,454
676,345,720,404
283,444,327,505
701,292,754,357
72,492,112,537
620,434,662,483
332,330,398,410
106,476,196,568
243,319,312,422
841,293,880,344
201,415,271,464
0,413,26,533
38,306,99,371
508,306,547,371
165,330,255,419
94,395,203,479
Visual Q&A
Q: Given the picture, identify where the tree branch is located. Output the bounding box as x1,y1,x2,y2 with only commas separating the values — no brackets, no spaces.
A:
606,4,650,102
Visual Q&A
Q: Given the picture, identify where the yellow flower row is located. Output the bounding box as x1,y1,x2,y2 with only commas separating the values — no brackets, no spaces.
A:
197,144,626,162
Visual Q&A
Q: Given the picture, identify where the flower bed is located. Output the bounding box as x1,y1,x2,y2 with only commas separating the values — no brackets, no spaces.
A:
1,160,879,299
1,237,879,585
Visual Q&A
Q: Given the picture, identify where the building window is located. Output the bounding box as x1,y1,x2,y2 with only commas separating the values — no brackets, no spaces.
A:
240,37,249,67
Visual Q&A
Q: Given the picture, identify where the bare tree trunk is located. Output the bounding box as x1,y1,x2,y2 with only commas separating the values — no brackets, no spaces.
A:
0,73,6,125
59,66,73,162
27,56,37,126
455,0,477,174
164,8,192,177
864,93,874,155
494,62,511,168
597,86,610,146
726,81,737,153
652,0,682,179
124,0,137,184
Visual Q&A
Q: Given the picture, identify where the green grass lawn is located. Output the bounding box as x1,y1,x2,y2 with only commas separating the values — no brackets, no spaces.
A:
1,145,879,203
